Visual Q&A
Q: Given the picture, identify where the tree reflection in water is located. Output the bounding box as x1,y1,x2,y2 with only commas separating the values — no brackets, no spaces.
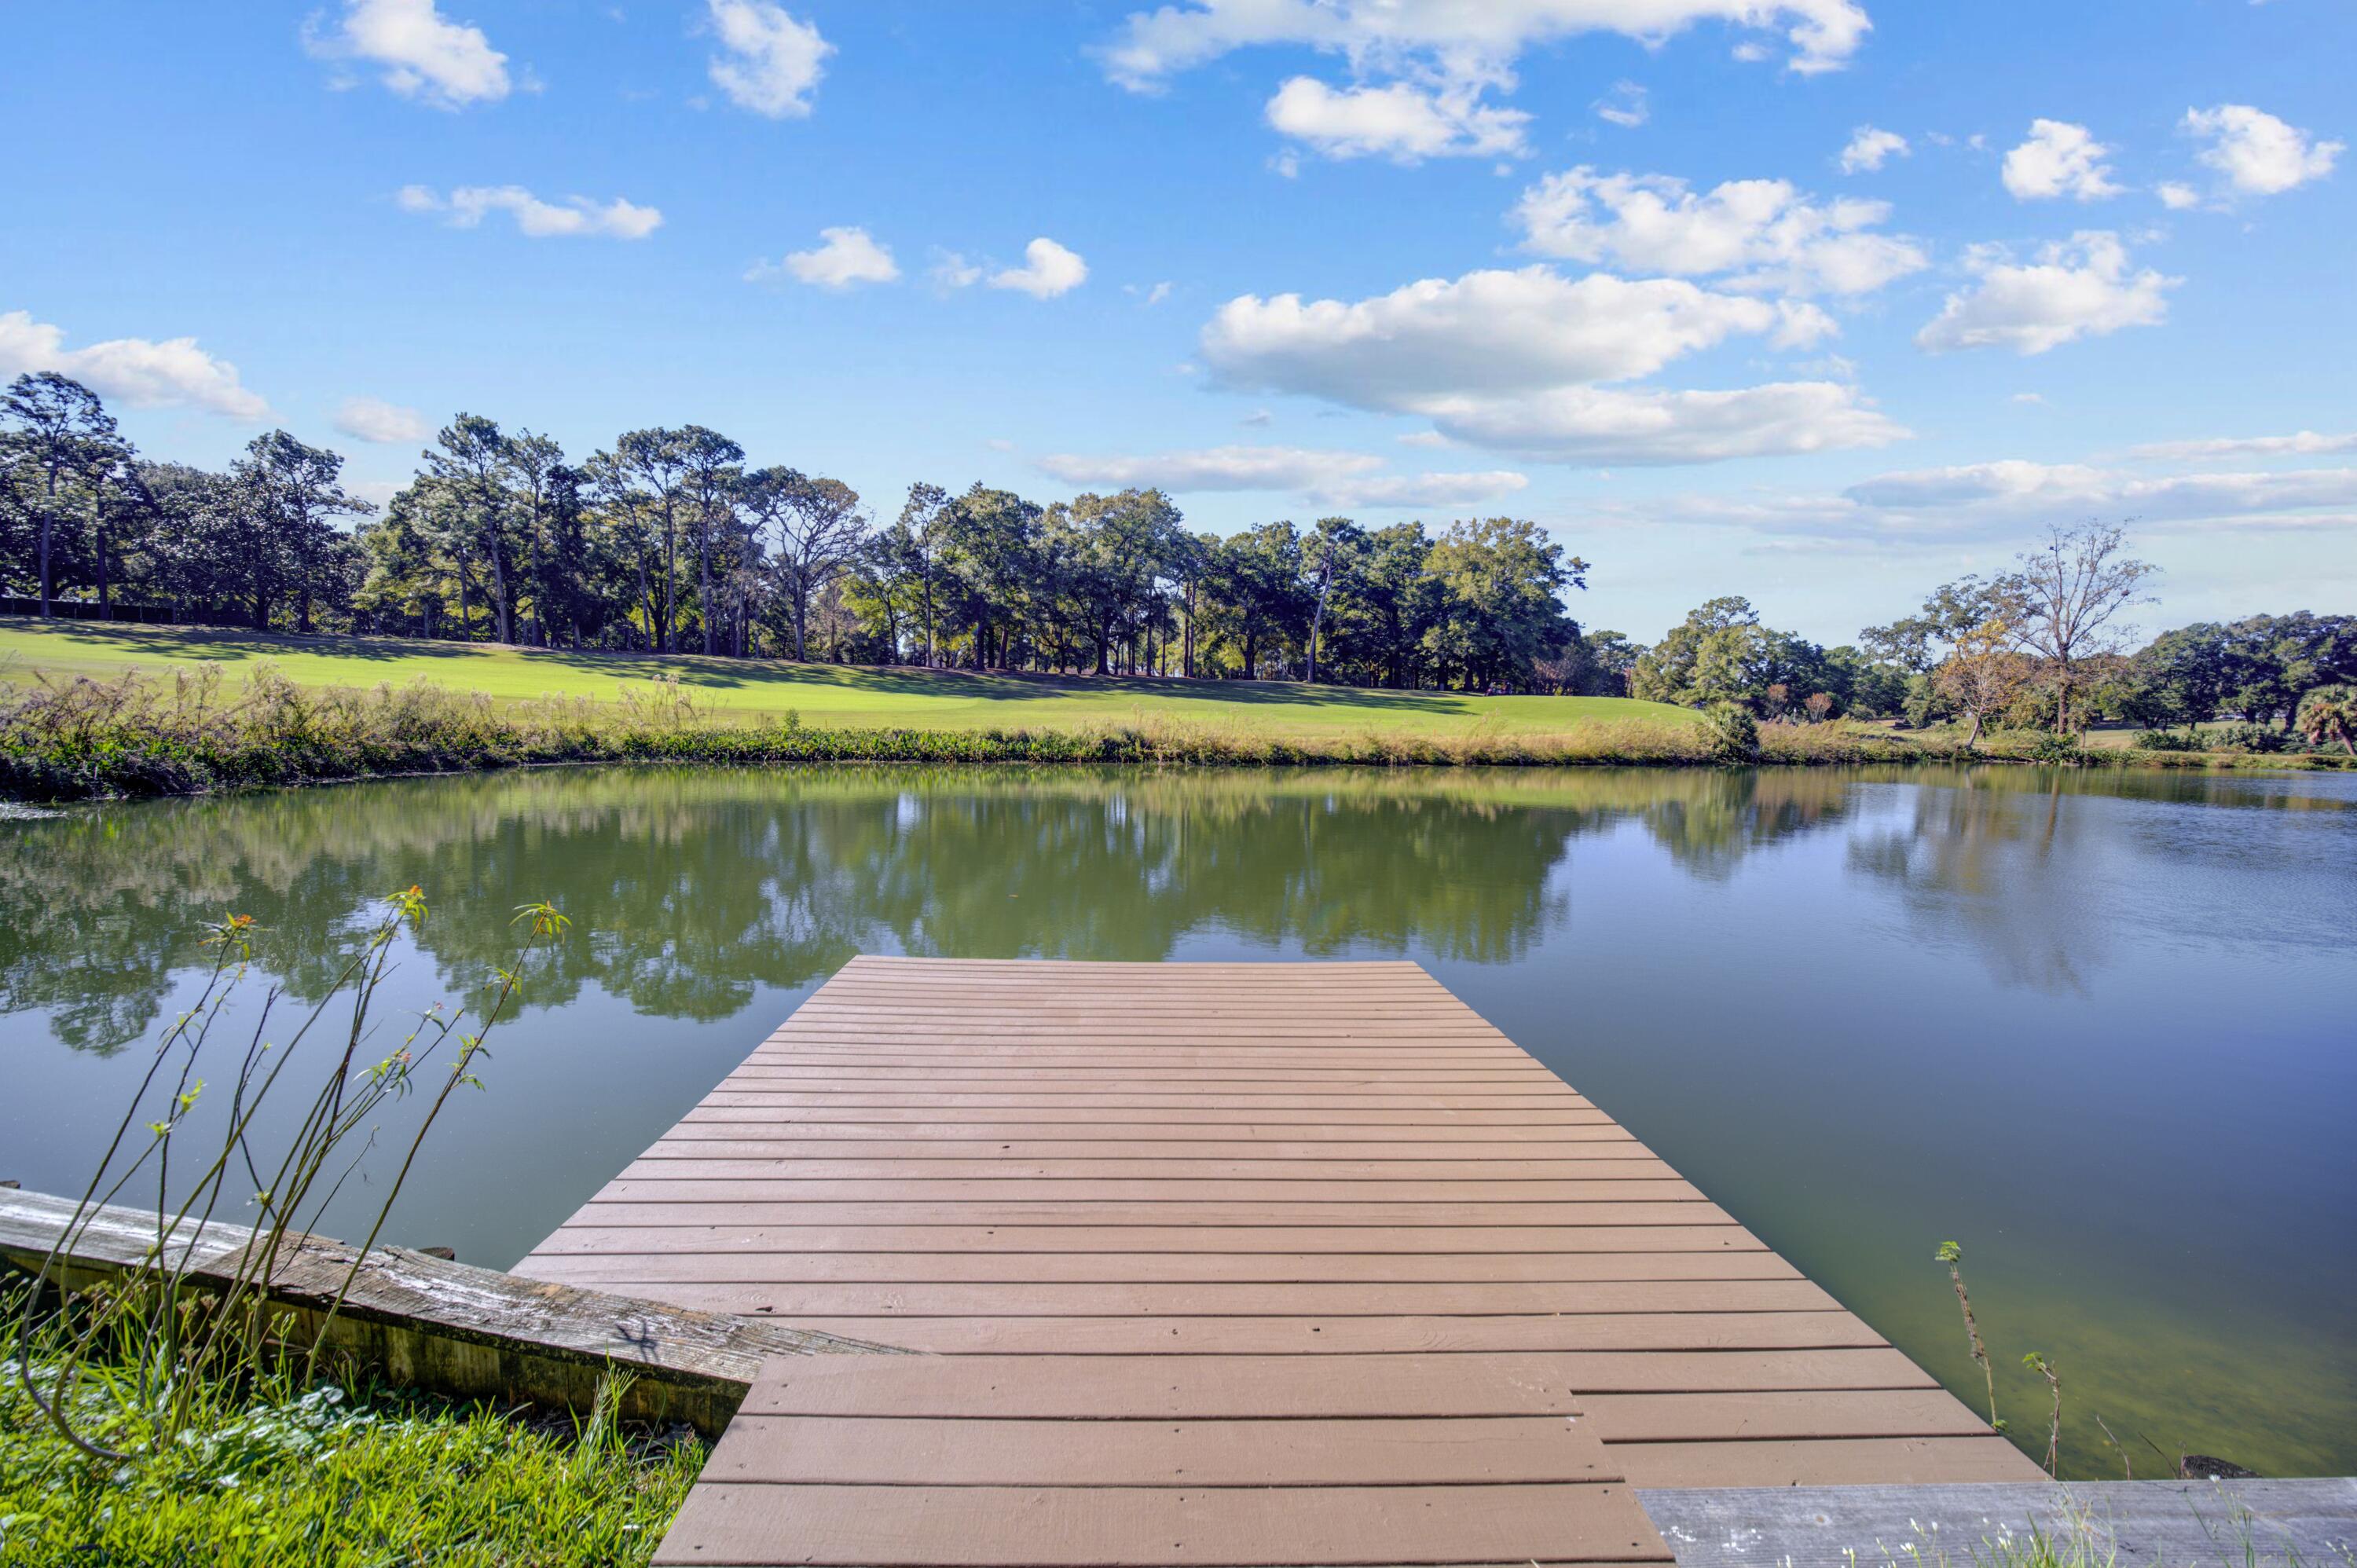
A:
5,764,2344,1053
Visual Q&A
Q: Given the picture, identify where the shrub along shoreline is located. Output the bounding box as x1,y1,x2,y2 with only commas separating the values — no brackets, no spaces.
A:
2,667,2347,804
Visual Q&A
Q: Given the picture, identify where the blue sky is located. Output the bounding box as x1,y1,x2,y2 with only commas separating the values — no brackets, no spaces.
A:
5,0,2352,644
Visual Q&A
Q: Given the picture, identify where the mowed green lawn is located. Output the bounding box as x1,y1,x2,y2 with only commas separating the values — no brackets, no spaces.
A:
0,619,1698,738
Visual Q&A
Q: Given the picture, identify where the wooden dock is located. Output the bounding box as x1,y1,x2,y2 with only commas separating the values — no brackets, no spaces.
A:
515,957,2038,1566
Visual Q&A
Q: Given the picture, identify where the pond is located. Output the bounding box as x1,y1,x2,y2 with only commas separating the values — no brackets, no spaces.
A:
3,763,2352,1477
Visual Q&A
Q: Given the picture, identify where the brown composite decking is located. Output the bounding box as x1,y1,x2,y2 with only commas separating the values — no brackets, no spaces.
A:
515,957,2038,1566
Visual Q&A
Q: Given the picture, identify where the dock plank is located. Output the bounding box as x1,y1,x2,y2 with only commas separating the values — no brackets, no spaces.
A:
517,956,2035,1566
654,1481,1670,1567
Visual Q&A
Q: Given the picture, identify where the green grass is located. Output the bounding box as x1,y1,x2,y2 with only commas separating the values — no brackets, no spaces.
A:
0,1351,702,1567
0,619,1697,738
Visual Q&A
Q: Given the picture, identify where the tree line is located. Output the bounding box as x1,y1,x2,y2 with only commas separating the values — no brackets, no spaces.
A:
4,374,2349,729
1,374,1594,693
1626,524,2353,740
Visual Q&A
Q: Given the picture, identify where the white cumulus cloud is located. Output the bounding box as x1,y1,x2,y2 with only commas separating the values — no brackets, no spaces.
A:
2183,104,2341,196
1264,76,1529,162
1513,167,1927,296
2157,181,2201,211
989,238,1089,299
1100,2,1867,183
398,184,663,239
706,0,831,119
1199,266,1904,465
306,0,511,109
1915,233,2172,355
2002,119,2121,201
334,396,429,443
0,310,268,420
1838,125,1908,173
1417,381,1904,466
750,225,900,288
1098,0,1872,90
1205,267,1783,397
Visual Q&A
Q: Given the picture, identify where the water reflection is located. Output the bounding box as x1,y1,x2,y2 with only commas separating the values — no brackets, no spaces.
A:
5,763,2353,1476
4,765,2348,1053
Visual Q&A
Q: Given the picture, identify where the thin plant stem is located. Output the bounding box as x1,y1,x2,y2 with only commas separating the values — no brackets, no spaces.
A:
1935,1240,2002,1434
2024,1351,2062,1478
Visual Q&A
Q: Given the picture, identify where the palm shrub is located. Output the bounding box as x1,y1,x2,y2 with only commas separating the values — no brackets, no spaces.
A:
2296,684,2356,755
2213,721,2289,754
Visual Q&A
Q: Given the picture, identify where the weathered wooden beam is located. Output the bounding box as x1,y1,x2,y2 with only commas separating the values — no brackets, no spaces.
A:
0,1188,910,1438
1638,1479,2357,1568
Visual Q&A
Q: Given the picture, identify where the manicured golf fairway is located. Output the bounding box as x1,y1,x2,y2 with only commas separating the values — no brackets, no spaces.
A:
0,619,1696,737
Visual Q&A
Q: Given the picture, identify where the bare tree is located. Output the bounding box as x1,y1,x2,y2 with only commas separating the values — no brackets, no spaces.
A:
2001,522,2159,734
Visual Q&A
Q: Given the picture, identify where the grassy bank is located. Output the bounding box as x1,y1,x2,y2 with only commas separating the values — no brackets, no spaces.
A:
1,1326,700,1566
0,663,1722,799
2,662,2346,803
0,618,1694,737
2,624,2347,802
0,880,696,1565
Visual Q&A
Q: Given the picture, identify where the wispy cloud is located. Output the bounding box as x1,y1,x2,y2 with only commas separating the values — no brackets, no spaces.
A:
397,184,662,239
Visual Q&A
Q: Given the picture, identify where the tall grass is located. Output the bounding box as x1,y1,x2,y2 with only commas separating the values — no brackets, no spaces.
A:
9,888,566,1459
0,890,704,1566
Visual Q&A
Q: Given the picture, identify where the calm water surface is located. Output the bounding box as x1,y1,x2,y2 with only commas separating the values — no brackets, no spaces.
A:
3,764,2352,1475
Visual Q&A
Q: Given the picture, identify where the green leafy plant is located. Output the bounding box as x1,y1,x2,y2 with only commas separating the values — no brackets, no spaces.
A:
2212,721,2289,754
2133,727,2205,752
2025,731,2084,764
1701,702,1761,765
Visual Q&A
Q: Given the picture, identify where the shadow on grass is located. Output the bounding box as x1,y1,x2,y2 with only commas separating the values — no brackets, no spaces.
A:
0,617,1541,716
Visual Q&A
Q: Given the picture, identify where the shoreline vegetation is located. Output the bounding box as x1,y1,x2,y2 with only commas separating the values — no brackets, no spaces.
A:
0,886,702,1566
0,1332,702,1567
4,647,2347,804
